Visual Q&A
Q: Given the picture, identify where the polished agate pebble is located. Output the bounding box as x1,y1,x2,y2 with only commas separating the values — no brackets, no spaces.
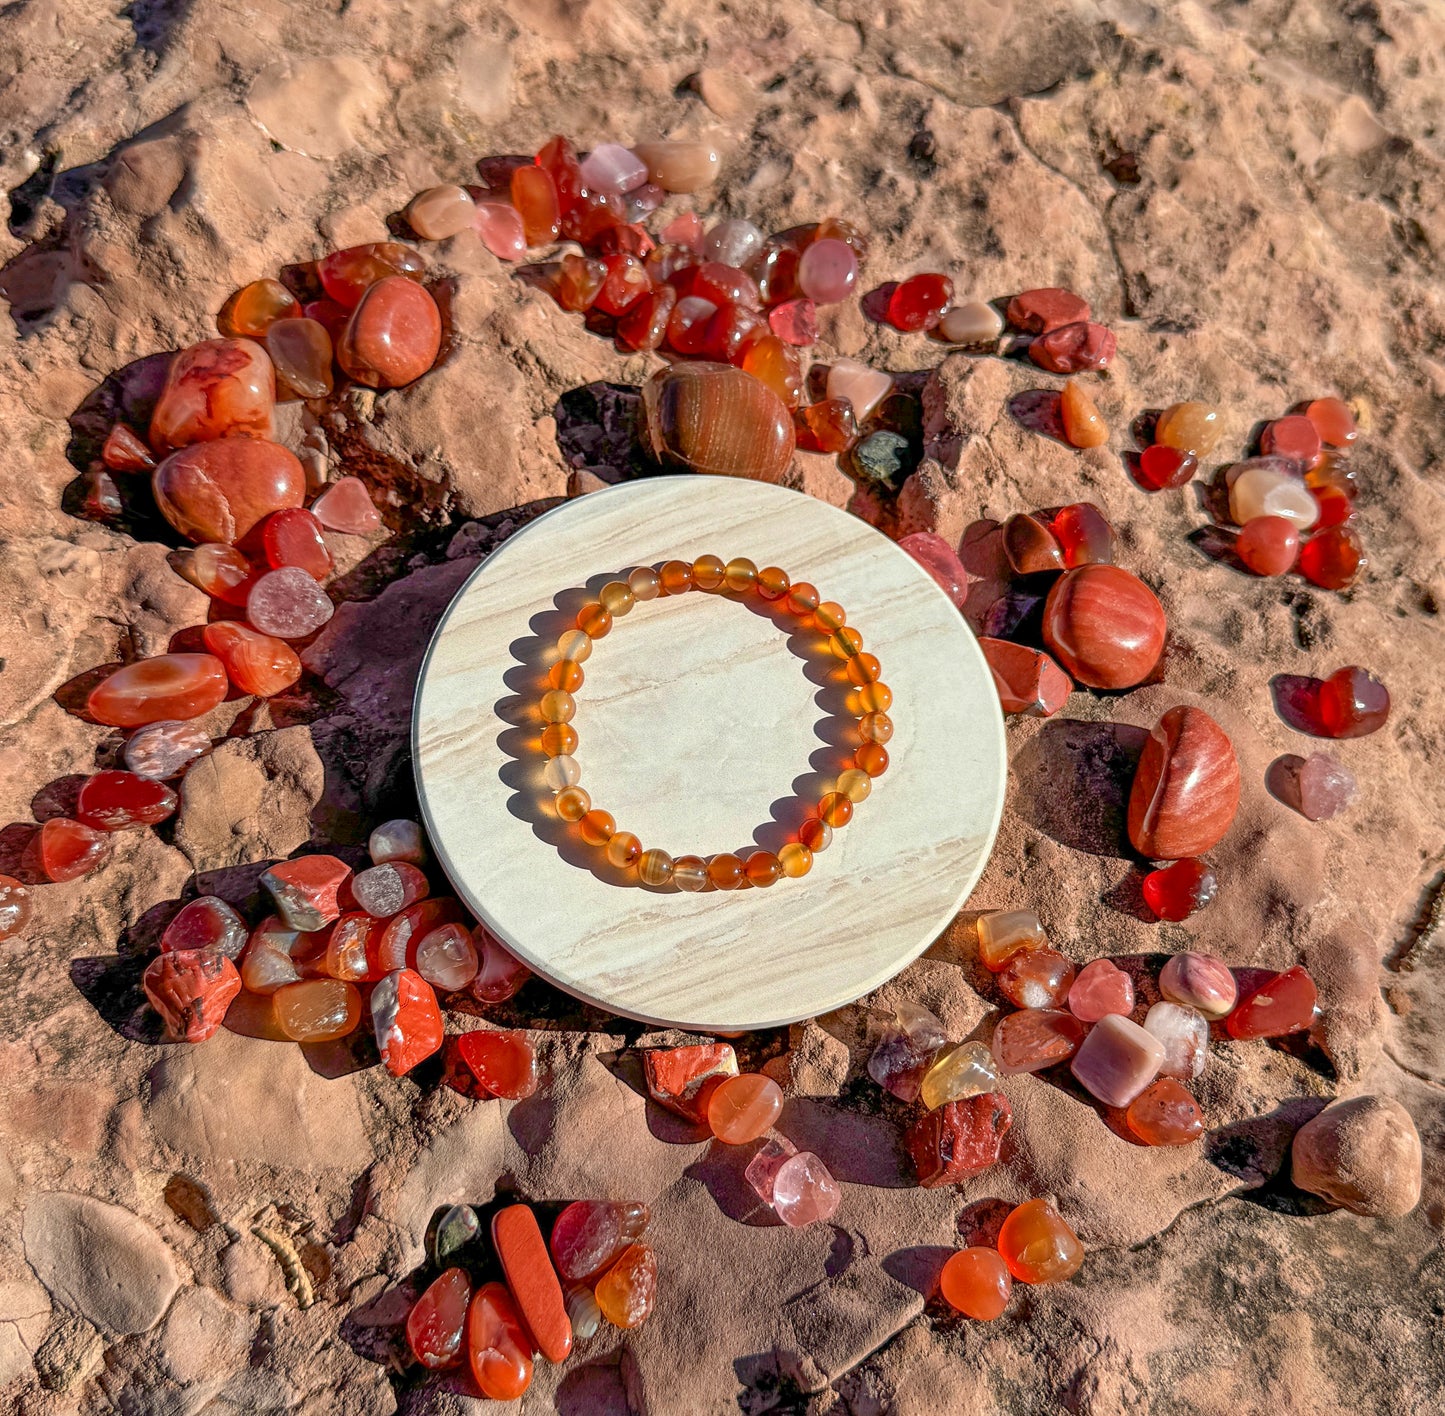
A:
1142,857,1217,921
1225,965,1317,1039
1051,503,1116,567
247,567,335,640
997,1199,1083,1284
825,358,892,422
153,438,306,544
1304,397,1357,447
1228,460,1319,530
162,896,248,959
275,978,362,1042
1159,951,1237,1019
202,622,302,697
149,338,276,451
1006,288,1089,334
797,238,858,305
267,317,334,399
124,719,211,779
1067,958,1133,1023
1127,1078,1205,1146
1236,515,1300,576
407,184,477,239
991,1009,1084,1075
88,653,229,728
1143,1002,1208,1081
1042,565,1166,690
1003,513,1064,575
631,141,720,193
317,242,427,307
218,278,300,337
0,876,33,940
40,818,112,881
1128,706,1240,859
338,276,442,388
999,948,1076,1009
976,909,1046,971
311,476,381,534
1155,402,1223,458
1299,525,1366,589
935,300,1003,346
1029,321,1115,373
979,639,1072,718
1070,1013,1164,1107
643,363,795,482
1060,380,1108,448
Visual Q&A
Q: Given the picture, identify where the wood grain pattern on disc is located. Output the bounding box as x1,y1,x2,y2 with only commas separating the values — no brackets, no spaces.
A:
414,475,1006,1031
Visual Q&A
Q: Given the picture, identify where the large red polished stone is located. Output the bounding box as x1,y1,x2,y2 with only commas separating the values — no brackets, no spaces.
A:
978,638,1072,717
1225,965,1318,1039
407,1267,470,1369
467,1281,533,1400
153,438,306,544
905,1092,1013,1187
887,273,953,332
1313,666,1390,738
1129,706,1241,859
39,818,113,881
1042,564,1166,689
76,770,177,830
143,949,241,1042
149,338,276,451
337,276,442,388
457,1029,538,1099
88,653,229,727
1029,321,1116,373
1299,525,1366,589
202,622,302,698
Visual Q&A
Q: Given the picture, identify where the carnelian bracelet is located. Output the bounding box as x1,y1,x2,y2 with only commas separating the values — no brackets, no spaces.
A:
538,554,893,889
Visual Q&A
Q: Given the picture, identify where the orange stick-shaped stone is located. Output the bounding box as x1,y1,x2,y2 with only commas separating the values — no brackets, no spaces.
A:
490,1204,573,1363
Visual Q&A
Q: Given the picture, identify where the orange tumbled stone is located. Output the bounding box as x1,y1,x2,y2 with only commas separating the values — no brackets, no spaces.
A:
218,278,301,337
88,653,229,727
152,438,306,544
467,1282,533,1401
491,1204,572,1363
997,1198,1084,1284
595,1244,657,1329
371,967,444,1075
337,276,442,388
739,333,803,409
1304,396,1358,448
1126,1077,1205,1146
202,622,301,697
707,1073,782,1143
274,978,361,1042
643,362,796,483
150,338,276,451
642,1042,739,1122
939,1247,1012,1320
1060,379,1108,448
143,949,241,1042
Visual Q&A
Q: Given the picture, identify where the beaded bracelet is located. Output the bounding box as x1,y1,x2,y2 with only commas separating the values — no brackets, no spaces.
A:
538,554,893,889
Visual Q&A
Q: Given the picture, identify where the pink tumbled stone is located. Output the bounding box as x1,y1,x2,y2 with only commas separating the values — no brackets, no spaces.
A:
310,477,381,534
898,532,968,609
1067,959,1134,1023
1143,1001,1209,1080
1070,1013,1165,1107
580,143,649,195
768,298,818,347
473,200,527,261
660,211,704,252
771,1152,842,1227
825,358,892,423
797,238,858,305
470,925,531,1002
123,719,211,780
1281,752,1358,822
1158,952,1237,1019
745,1136,797,1206
247,567,334,640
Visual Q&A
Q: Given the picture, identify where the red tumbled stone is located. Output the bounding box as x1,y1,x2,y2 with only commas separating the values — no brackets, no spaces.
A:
905,1092,1013,1188
337,276,442,388
149,338,276,451
102,424,155,472
371,967,445,1076
1225,965,1317,1040
1260,414,1322,469
1050,502,1116,567
642,1042,739,1122
1299,525,1366,590
87,653,229,728
1142,857,1218,922
143,948,242,1042
153,438,306,544
887,273,953,332
1136,445,1197,491
1041,564,1166,690
1128,706,1241,859
261,508,333,580
1029,321,1116,373
1316,666,1389,738
1006,288,1090,334
76,771,178,831
978,638,1072,717
261,854,351,931
39,818,113,881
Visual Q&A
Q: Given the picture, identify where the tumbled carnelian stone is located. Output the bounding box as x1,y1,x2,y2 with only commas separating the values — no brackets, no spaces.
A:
102,424,155,472
1304,397,1357,447
407,1267,470,1369
739,334,803,409
1225,965,1317,1039
149,339,276,452
1126,1077,1205,1146
939,1247,1012,1320
218,278,301,338
88,653,229,727
1299,525,1366,590
337,276,441,389
153,438,307,544
794,398,858,454
642,1042,739,1121
76,770,177,830
595,1244,658,1329
1236,515,1300,576
467,1281,533,1401
262,508,333,580
1051,503,1116,567
267,317,334,400
169,543,255,605
510,165,561,245
550,1200,650,1283
371,967,444,1076
317,242,427,309
457,1028,539,1099
202,622,301,697
707,1073,782,1143
0,876,32,941
39,817,113,881
1316,666,1389,738
274,978,361,1042
998,1199,1083,1284
491,1205,572,1362
991,1009,1085,1075
143,949,241,1042
887,272,953,332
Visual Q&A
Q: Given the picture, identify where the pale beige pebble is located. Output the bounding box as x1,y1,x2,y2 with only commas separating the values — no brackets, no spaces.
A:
936,299,1004,345
32,1310,102,1394
631,140,721,193
174,727,324,872
406,184,476,240
568,468,609,497
0,1277,51,1386
22,1193,179,1335
1291,1096,1422,1216
159,1287,251,1386
695,67,757,118
245,56,386,159
146,1029,372,1170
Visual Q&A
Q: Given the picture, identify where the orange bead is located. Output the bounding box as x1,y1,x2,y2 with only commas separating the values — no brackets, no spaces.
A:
855,681,892,714
798,818,832,853
724,557,759,592
707,853,744,890
786,582,820,616
846,652,882,686
606,831,642,869
693,554,726,590
659,559,694,594
541,723,578,757
757,566,791,601
859,711,894,744
819,792,853,828
855,742,889,777
830,627,864,660
539,689,575,723
997,1198,1084,1284
813,601,846,633
744,850,782,887
577,602,612,638
672,855,708,891
836,768,871,803
707,1073,783,1143
939,1248,1012,1320
555,787,590,822
548,659,584,692
579,810,616,846
778,842,812,878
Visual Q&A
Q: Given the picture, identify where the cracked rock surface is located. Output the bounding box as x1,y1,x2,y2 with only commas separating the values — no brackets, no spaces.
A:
0,1,1442,1412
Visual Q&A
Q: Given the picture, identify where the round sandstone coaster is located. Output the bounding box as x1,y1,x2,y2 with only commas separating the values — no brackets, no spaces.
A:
413,475,1006,1031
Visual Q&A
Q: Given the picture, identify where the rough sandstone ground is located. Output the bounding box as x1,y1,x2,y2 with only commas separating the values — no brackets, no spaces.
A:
0,1,1443,1412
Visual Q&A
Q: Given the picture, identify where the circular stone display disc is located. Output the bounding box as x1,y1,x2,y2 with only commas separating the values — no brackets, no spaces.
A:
413,475,1005,1031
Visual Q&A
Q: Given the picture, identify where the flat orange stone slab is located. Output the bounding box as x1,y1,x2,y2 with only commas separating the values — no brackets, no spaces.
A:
490,1204,572,1363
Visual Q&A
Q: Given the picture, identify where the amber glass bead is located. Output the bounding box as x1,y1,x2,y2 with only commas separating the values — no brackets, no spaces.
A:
555,787,591,822
638,849,674,886
577,603,613,639
541,724,579,757
628,566,662,601
798,819,832,853
813,601,846,634
693,554,726,590
549,660,584,692
786,582,820,616
660,560,694,594
859,712,894,744
557,629,593,663
757,566,791,601
707,853,745,890
744,851,782,887
672,855,708,891
830,627,864,660
724,557,759,592
775,842,810,878
606,832,642,869
819,792,853,828
579,810,616,845
855,682,893,714
540,690,576,724
856,743,889,777
846,653,882,686
836,769,872,804
599,581,635,616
